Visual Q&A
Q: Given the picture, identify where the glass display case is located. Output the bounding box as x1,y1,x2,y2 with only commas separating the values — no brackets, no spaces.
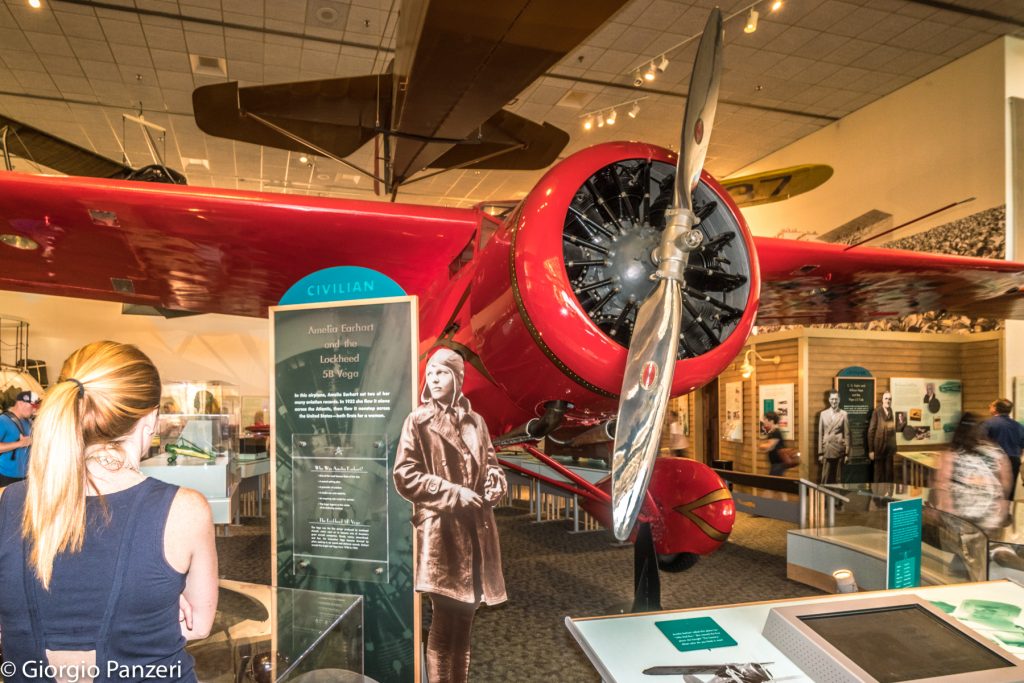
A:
146,381,242,524
159,380,241,456
188,580,366,683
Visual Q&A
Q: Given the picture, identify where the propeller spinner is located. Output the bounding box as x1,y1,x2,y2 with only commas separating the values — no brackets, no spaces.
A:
611,9,725,540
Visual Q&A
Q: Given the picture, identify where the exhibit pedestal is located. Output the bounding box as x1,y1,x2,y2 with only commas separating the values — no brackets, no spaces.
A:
142,455,237,525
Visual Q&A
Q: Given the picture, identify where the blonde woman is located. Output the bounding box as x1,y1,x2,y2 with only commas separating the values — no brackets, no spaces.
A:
0,341,218,683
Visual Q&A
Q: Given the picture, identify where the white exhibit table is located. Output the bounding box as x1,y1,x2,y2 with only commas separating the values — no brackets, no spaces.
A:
567,579,1024,682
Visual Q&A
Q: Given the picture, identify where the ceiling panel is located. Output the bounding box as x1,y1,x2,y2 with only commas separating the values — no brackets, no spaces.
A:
0,0,1020,212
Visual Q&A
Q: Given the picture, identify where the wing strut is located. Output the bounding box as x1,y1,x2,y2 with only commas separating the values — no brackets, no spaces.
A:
243,111,385,185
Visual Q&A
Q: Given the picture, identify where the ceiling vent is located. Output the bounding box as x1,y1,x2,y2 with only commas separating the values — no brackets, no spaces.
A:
181,157,210,172
189,54,227,77
556,90,592,110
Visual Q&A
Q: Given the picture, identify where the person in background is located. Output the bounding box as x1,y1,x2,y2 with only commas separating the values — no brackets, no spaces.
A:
932,412,1012,534
668,409,689,457
983,398,1024,501
868,391,898,483
0,341,219,683
760,411,786,476
0,390,39,487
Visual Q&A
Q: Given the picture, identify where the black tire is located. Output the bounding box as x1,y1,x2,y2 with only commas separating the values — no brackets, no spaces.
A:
657,552,700,573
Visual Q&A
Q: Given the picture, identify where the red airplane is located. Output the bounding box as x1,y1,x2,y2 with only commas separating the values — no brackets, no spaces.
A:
1,10,1023,572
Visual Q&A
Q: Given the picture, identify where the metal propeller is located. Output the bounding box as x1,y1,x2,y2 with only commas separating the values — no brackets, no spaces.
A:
610,8,724,540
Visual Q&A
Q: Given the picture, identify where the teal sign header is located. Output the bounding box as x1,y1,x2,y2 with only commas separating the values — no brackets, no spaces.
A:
280,266,406,305
888,498,923,589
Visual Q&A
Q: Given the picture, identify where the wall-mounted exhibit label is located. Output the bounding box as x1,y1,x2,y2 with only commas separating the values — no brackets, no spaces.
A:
724,381,743,442
759,383,794,440
888,498,923,589
655,617,738,652
891,377,961,445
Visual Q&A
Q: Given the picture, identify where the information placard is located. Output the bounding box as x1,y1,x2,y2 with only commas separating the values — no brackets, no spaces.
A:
888,497,923,589
271,296,418,682
834,372,873,464
655,617,738,652
891,377,962,445
724,381,743,442
759,383,794,440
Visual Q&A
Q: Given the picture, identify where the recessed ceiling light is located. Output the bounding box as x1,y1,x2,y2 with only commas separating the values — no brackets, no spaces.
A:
0,234,38,250
315,6,338,22
28,0,42,8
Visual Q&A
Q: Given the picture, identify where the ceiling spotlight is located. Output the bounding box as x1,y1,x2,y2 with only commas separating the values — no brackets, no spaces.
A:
583,117,593,130
644,61,657,82
298,155,309,164
744,8,759,33
657,55,669,72
28,0,42,7
628,102,640,118
606,109,617,125
597,115,605,128
633,70,644,87
771,0,783,11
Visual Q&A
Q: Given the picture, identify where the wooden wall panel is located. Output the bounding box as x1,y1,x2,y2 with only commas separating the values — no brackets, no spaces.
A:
716,339,800,475
714,330,1004,478
961,338,1001,416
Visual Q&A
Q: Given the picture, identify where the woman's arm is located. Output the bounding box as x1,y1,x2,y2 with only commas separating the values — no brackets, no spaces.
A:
165,488,219,640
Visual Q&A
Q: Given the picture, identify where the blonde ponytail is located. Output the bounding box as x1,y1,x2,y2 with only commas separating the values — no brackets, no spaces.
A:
23,382,87,589
22,341,161,589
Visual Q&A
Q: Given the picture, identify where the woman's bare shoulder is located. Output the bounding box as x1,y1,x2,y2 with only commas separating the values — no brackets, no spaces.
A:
167,486,213,528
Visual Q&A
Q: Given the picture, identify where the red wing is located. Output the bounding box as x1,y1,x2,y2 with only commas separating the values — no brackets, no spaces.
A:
0,173,478,317
754,237,1024,325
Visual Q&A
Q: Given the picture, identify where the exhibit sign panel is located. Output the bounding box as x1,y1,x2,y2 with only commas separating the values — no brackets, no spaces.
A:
887,497,922,589
724,381,743,442
759,383,794,440
272,267,418,683
833,368,874,464
891,377,962,445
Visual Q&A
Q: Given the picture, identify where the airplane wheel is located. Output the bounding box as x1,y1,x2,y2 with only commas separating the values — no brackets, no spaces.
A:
657,551,700,573
562,158,751,359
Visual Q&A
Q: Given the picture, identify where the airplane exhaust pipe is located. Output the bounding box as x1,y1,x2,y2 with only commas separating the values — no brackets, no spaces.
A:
492,400,572,446
568,419,616,447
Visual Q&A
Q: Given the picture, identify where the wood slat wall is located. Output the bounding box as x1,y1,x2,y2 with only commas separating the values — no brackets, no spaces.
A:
961,338,1001,416
716,339,800,476
716,329,1005,479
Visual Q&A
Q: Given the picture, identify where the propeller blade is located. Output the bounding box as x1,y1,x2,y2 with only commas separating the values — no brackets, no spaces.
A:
676,8,724,213
610,279,681,539
611,8,725,541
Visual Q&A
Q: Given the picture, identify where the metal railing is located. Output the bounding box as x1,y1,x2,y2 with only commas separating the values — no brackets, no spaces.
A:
798,479,850,529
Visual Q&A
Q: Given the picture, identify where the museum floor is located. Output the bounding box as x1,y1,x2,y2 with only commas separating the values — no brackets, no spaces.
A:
217,507,822,682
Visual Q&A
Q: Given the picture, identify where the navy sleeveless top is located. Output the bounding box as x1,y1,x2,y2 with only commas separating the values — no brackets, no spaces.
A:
0,478,196,683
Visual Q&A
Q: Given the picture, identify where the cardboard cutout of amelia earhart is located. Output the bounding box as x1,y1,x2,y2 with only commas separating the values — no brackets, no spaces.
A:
393,348,507,683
